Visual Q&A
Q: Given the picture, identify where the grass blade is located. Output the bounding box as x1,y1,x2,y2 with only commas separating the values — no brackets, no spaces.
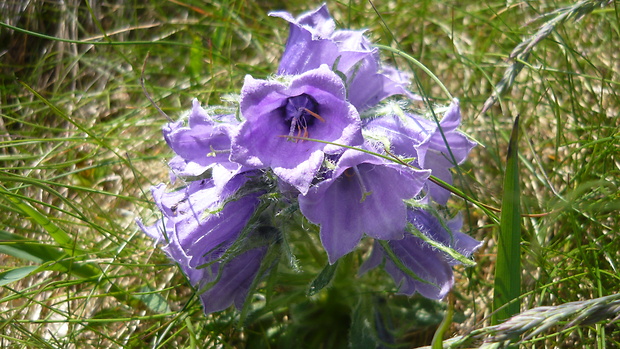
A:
0,266,40,287
0,184,73,252
492,115,522,325
0,230,66,263
0,191,166,313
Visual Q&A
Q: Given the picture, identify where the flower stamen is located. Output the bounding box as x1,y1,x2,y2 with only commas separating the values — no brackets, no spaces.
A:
287,107,322,142
283,94,323,143
303,108,326,122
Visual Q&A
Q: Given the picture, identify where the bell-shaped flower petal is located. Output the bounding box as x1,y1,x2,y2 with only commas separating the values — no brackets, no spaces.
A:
419,101,477,168
137,172,268,315
298,148,430,263
345,57,416,111
270,4,335,40
364,99,476,204
270,4,414,111
231,65,363,195
198,246,268,314
162,99,246,180
359,208,482,299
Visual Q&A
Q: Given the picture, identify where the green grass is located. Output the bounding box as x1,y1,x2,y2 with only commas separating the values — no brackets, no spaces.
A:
1,0,619,348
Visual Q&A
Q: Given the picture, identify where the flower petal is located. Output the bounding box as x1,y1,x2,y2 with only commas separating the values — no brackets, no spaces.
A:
271,5,414,110
199,247,268,314
299,149,429,263
361,207,482,299
163,99,239,179
384,237,454,299
232,65,362,194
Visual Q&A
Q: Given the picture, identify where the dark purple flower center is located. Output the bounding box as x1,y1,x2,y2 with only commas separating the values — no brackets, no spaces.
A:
283,94,325,140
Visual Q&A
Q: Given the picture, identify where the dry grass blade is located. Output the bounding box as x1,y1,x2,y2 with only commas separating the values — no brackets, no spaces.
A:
481,0,612,113
486,293,620,343
416,294,620,348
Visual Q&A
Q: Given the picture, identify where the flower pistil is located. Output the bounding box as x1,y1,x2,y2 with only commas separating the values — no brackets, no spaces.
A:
344,166,372,203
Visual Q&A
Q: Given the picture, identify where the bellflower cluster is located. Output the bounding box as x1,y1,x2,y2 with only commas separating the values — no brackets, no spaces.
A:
139,4,481,316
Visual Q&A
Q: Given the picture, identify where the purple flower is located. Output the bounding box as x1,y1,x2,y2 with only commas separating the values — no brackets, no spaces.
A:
360,208,481,299
364,99,476,204
231,65,363,195
298,147,430,263
138,172,269,314
270,5,414,111
163,99,242,180
197,246,268,314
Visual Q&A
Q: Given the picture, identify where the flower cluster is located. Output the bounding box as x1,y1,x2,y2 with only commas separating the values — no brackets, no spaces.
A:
139,5,481,315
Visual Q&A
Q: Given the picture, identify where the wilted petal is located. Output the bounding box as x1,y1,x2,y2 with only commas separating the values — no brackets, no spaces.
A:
383,237,454,299
358,240,383,275
408,208,482,265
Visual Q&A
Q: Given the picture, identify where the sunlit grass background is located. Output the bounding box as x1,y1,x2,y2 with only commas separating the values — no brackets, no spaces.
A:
1,0,618,348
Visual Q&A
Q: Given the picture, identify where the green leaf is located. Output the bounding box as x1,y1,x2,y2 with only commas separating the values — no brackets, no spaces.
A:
0,266,40,286
0,185,73,252
492,115,522,325
307,260,339,296
0,229,101,279
0,230,66,263
0,224,145,311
